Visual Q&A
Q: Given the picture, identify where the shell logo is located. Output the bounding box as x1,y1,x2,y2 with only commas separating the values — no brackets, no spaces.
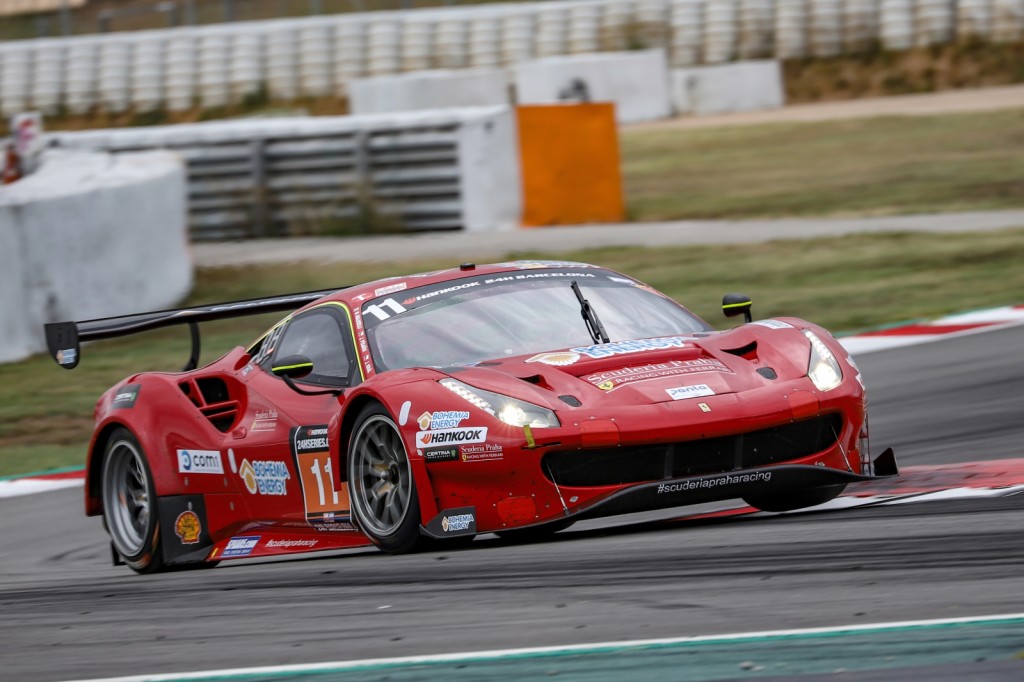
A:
525,352,580,366
174,510,201,545
239,459,258,495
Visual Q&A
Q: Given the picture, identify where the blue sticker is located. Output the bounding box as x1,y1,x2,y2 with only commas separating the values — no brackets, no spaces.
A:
222,535,260,557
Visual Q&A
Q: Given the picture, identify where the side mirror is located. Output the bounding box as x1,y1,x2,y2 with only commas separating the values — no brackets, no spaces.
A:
271,355,343,397
722,294,753,324
271,355,314,380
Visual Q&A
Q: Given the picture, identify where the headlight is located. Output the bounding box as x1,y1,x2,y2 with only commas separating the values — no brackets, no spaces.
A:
803,330,843,392
440,378,560,428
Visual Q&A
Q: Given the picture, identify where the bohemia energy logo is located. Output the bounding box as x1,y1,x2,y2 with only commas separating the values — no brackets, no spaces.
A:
239,459,290,495
415,410,486,448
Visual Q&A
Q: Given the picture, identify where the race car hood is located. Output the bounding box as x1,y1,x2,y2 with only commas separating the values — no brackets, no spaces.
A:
440,319,826,409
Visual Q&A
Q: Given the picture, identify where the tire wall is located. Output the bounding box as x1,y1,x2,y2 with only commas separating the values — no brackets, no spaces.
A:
0,149,192,364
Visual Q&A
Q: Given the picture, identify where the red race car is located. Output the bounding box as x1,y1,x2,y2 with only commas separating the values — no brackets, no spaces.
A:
46,261,896,573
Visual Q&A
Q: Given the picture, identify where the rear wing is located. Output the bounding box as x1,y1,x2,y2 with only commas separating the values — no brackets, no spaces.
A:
44,288,345,371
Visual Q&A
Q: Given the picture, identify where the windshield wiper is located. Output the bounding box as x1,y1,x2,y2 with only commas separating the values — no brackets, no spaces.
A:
571,280,610,345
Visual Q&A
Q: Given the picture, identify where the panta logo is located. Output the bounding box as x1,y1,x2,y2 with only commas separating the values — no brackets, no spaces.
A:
665,384,715,401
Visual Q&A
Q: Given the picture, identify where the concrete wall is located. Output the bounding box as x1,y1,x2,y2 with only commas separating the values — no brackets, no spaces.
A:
0,149,191,364
349,68,510,115
50,107,522,237
457,105,521,233
671,60,786,115
514,49,672,124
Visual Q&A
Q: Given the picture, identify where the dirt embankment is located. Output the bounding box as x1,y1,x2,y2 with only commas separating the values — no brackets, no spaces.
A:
784,40,1024,103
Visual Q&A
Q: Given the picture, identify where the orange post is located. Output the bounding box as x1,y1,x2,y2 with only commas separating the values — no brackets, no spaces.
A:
516,103,625,227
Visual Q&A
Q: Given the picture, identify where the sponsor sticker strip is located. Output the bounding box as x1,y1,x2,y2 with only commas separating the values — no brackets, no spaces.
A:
417,427,488,448
586,359,732,391
177,450,224,475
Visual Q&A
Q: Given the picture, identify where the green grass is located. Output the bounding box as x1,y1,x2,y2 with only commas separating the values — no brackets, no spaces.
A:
3,227,1024,477
621,110,1024,220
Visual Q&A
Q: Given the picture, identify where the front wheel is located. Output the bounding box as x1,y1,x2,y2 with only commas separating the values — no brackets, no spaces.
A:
347,404,422,554
743,484,846,513
101,428,165,574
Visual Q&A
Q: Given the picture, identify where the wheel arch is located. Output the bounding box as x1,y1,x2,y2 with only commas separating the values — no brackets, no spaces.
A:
339,391,439,529
85,421,126,516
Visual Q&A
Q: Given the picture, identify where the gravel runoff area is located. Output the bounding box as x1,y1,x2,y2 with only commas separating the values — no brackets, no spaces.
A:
193,85,1024,267
193,209,1024,267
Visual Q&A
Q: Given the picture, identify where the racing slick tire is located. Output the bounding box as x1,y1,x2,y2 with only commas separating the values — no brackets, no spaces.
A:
101,427,165,574
495,518,575,543
348,404,423,554
742,484,846,513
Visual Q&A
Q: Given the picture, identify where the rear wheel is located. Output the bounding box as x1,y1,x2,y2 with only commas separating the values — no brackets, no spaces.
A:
348,404,422,554
743,484,846,513
101,428,165,574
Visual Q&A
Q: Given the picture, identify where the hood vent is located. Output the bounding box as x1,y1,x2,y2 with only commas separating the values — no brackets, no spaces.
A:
517,373,555,391
724,341,758,362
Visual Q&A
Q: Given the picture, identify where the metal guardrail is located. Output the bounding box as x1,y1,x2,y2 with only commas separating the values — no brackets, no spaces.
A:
51,120,466,239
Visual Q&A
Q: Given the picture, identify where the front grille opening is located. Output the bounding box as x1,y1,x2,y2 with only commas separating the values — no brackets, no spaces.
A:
543,413,843,488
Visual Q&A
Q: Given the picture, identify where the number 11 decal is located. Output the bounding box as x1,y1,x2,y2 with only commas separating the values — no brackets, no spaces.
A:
291,425,352,527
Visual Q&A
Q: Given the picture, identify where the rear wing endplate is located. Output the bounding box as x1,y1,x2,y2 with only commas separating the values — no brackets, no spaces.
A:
44,288,345,371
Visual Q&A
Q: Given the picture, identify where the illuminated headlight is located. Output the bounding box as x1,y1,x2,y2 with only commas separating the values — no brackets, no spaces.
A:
439,378,560,428
803,330,843,392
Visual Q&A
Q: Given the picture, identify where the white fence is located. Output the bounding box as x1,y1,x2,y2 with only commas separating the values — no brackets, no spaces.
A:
47,107,522,239
2,0,1023,116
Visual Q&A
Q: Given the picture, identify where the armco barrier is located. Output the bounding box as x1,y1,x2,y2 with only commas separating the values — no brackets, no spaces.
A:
514,49,672,124
671,59,784,115
349,69,510,115
48,107,522,238
3,0,1023,115
0,149,191,364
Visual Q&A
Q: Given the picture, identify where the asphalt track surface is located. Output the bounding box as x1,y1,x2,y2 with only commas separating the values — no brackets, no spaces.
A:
192,209,1024,267
2,327,1023,681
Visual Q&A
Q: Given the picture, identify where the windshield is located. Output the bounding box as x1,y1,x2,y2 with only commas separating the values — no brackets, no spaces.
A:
363,269,710,371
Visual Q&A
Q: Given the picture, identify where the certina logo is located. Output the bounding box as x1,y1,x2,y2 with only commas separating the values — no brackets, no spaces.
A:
441,513,474,533
417,411,470,430
238,459,290,495
177,449,224,474
417,427,487,448
657,471,772,494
